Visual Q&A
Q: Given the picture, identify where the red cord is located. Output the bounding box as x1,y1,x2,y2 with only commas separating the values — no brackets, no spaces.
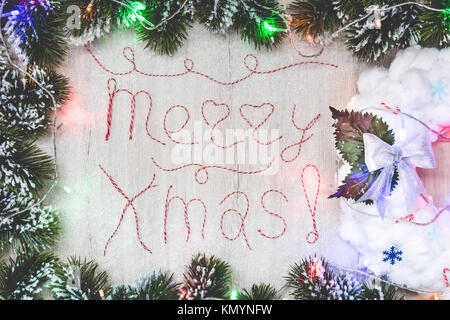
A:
98,164,158,255
258,190,288,239
105,78,165,144
444,268,450,288
281,105,321,163
201,99,245,149
240,103,283,146
86,46,339,86
219,191,252,250
151,156,275,185
163,186,207,244
301,164,321,244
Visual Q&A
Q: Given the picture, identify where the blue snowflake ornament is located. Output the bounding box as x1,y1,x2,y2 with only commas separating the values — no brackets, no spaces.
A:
428,226,443,244
431,80,448,100
383,246,403,265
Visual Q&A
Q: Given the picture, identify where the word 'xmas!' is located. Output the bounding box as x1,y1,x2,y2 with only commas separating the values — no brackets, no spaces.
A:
99,165,321,256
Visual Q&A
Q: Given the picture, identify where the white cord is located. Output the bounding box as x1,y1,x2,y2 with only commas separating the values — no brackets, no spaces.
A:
327,260,442,295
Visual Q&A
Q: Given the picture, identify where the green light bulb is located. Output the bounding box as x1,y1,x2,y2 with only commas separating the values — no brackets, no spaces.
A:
62,186,72,194
230,289,239,300
263,21,278,33
120,1,146,26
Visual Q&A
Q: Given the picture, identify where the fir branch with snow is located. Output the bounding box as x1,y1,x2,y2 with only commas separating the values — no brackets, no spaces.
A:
50,256,111,300
329,272,363,300
110,271,179,300
360,276,404,300
0,65,70,136
239,283,279,300
345,1,421,62
285,256,338,300
0,125,55,198
179,253,232,300
233,0,288,50
4,0,67,67
137,0,194,55
194,0,239,32
0,251,56,300
333,0,366,24
60,0,121,46
0,187,59,253
288,0,340,40
417,0,450,48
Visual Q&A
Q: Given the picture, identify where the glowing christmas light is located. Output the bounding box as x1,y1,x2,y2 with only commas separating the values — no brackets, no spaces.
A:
119,1,146,26
305,34,315,44
230,289,239,300
62,186,72,194
442,2,450,25
374,9,382,29
263,21,278,33
86,1,93,13
258,16,286,41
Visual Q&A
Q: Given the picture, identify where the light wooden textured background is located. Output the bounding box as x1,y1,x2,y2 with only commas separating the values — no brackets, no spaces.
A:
39,14,450,294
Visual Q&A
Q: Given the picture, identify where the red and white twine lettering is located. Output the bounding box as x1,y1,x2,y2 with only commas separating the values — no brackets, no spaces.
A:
86,46,339,86
98,164,158,255
219,191,252,250
151,156,276,185
240,103,283,146
281,105,321,163
163,185,207,244
105,78,165,144
301,164,321,244
258,190,289,239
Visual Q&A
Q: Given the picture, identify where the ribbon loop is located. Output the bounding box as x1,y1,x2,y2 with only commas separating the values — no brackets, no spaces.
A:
358,131,435,218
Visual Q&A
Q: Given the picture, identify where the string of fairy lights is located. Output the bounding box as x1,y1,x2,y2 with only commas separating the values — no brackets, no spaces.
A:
76,1,450,58
289,1,450,57
108,0,190,30
0,0,449,298
0,0,60,224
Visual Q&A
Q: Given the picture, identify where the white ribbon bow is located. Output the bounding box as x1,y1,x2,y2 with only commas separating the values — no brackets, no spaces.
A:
357,131,436,218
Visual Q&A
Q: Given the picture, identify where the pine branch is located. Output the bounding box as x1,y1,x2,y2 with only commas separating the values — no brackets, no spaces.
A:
59,0,121,45
344,0,420,62
137,0,193,55
5,0,67,67
194,0,239,32
0,250,56,300
239,283,279,300
0,188,59,253
360,276,404,300
333,0,366,23
233,0,288,50
285,256,337,300
180,253,232,300
110,271,179,300
0,64,70,136
0,125,55,198
288,0,340,39
417,0,450,48
50,256,111,300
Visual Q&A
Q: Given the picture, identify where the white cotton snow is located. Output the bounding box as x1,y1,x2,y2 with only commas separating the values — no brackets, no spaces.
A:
338,46,450,295
350,46,450,131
